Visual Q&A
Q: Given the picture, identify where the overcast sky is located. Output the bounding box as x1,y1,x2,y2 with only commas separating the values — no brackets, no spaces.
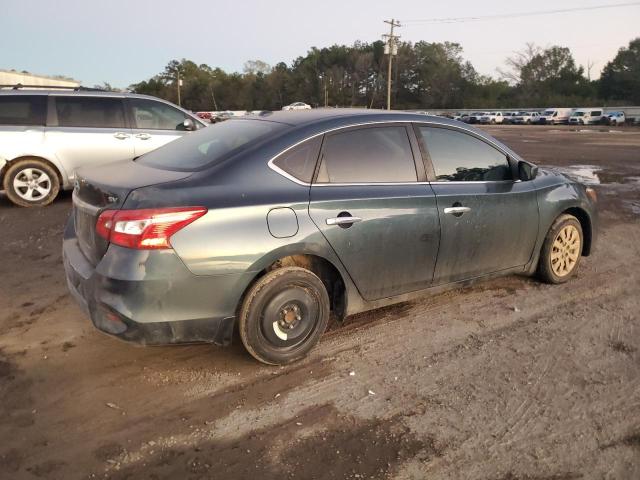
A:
1,0,639,87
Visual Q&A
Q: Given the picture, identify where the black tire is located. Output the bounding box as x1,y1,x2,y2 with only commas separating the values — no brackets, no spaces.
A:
3,158,60,207
239,267,330,365
537,214,583,284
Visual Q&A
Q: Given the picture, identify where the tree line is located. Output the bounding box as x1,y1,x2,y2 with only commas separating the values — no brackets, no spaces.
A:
126,38,640,111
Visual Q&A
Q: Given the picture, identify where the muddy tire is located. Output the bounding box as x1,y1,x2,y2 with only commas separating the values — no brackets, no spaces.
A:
3,158,60,207
239,267,330,365
538,214,583,284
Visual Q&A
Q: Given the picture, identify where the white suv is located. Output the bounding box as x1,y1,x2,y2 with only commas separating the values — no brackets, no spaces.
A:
0,89,206,207
479,112,504,124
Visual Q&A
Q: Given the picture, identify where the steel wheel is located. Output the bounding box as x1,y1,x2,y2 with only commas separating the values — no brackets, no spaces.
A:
13,167,52,201
239,267,330,365
550,224,581,277
260,286,320,349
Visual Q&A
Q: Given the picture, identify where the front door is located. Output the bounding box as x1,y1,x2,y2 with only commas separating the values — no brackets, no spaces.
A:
46,96,133,182
127,98,191,157
308,124,440,301
416,125,539,284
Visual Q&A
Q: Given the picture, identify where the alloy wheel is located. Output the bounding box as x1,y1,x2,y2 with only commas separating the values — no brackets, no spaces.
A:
13,168,52,202
550,224,581,277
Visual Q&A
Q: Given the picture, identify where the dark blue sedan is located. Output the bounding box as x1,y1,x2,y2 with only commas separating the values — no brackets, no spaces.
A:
63,109,598,364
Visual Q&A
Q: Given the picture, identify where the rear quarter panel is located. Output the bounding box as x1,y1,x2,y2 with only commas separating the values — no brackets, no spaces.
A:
0,127,69,186
126,135,362,315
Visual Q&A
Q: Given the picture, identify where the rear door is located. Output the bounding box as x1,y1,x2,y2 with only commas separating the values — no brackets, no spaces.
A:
308,124,440,300
126,98,192,157
45,95,133,181
415,125,539,285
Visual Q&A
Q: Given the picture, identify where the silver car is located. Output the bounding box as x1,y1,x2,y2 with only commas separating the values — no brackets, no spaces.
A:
0,89,206,207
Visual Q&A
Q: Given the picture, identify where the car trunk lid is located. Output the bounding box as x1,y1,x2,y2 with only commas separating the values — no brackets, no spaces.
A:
72,161,192,265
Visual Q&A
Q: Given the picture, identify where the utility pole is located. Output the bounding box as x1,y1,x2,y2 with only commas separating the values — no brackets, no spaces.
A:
586,60,596,81
176,71,182,107
324,77,328,107
383,19,401,110
210,84,218,111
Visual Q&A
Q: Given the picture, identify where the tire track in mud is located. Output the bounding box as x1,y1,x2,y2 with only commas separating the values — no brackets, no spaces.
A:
104,403,440,480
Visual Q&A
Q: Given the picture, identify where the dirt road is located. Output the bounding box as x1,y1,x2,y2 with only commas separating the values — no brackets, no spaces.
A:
1,125,639,479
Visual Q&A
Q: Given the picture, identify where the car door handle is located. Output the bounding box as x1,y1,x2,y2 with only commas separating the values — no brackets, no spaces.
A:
326,216,362,226
113,132,130,140
444,206,471,215
135,133,151,140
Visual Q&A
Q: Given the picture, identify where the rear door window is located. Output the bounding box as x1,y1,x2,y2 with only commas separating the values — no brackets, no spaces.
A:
418,126,511,182
128,98,190,130
0,95,47,126
315,126,417,183
55,96,126,128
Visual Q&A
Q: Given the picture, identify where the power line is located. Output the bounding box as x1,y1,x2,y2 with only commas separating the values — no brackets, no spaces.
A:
401,2,640,25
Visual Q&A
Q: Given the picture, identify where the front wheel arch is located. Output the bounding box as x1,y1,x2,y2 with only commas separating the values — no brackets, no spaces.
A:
562,207,593,256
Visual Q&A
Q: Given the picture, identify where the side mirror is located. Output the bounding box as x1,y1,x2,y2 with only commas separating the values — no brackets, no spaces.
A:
518,161,538,181
183,118,196,131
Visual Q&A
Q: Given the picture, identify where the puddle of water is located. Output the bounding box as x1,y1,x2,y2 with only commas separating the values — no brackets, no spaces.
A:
625,201,640,215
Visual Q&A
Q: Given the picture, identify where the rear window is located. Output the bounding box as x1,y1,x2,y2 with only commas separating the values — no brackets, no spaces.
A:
137,118,286,171
55,96,126,128
0,95,47,126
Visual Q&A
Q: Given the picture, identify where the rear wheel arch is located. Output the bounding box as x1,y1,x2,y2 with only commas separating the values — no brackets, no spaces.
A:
239,253,347,322
2,156,64,207
2,155,64,188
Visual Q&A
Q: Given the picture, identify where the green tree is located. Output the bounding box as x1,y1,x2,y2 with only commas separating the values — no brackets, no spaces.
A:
600,37,640,104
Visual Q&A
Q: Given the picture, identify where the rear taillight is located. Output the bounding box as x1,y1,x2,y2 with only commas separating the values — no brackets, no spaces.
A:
96,207,207,250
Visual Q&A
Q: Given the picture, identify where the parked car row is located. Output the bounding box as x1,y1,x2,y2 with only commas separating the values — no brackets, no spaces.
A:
195,103,312,123
447,108,633,126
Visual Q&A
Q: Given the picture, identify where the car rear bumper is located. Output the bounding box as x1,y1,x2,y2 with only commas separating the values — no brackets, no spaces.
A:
63,216,254,346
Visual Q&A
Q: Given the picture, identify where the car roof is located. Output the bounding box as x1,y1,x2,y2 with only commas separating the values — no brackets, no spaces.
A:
0,89,170,101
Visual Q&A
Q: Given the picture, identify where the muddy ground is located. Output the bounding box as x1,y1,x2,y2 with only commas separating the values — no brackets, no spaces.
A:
1,125,639,480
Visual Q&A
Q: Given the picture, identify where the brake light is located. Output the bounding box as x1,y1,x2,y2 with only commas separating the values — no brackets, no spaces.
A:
96,207,207,249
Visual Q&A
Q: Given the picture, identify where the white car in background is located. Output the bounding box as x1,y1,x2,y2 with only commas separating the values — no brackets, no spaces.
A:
479,112,504,124
604,111,626,126
0,89,205,207
538,108,573,125
569,109,604,125
502,112,517,124
282,102,311,111
511,111,540,124
467,112,489,124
